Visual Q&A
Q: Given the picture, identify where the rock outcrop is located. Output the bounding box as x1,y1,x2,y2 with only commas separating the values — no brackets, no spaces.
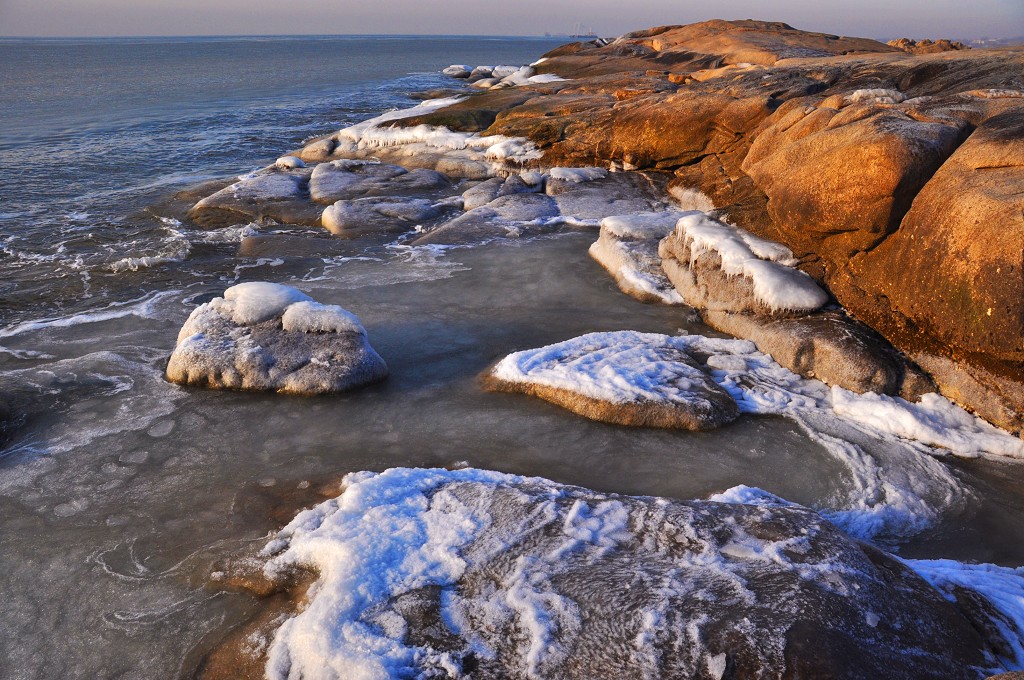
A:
200,467,1018,680
166,282,388,395
411,19,1024,432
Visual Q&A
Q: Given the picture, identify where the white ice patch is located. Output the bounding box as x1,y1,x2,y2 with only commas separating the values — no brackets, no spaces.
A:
527,73,568,84
275,155,306,170
212,282,312,326
832,388,1024,459
261,467,515,680
668,186,716,213
676,213,829,312
601,212,685,240
280,301,365,335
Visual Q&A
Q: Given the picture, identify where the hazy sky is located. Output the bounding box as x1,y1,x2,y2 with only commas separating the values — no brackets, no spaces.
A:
1,0,1022,40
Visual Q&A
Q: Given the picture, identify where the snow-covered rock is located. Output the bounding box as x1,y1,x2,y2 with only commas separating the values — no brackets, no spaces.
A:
165,282,387,395
486,331,739,430
189,167,321,228
210,467,1014,680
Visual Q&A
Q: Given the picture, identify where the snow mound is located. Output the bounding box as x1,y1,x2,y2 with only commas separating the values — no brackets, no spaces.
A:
275,155,306,169
548,166,608,183
213,282,312,326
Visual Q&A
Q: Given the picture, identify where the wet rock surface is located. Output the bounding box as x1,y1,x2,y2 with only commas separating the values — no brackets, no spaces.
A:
165,282,388,395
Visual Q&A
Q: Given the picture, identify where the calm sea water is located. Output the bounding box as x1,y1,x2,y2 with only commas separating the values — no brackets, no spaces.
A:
1,35,1023,680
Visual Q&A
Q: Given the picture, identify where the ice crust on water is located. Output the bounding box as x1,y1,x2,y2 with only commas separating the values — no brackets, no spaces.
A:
260,467,1024,680
675,212,829,312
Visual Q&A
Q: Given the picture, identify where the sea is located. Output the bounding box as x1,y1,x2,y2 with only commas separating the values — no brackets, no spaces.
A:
1,35,1023,679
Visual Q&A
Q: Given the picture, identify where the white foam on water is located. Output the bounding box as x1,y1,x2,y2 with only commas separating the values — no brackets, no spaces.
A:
0,290,182,339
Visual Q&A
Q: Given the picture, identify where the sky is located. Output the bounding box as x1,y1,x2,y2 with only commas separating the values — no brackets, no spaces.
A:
1,0,1022,40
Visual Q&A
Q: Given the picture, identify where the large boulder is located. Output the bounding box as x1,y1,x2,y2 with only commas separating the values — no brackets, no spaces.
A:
200,467,1013,680
166,282,387,395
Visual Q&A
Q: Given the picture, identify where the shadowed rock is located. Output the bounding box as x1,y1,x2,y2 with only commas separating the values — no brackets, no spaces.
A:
189,168,321,228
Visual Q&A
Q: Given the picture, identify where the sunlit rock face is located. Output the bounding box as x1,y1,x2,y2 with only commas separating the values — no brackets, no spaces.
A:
414,19,1024,431
166,282,387,395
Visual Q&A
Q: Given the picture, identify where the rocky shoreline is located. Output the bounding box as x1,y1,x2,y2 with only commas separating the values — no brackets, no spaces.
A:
163,20,1024,678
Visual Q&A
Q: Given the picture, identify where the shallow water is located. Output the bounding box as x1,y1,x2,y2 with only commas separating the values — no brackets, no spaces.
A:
2,35,1024,679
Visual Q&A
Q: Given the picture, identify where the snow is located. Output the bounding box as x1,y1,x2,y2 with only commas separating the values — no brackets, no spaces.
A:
832,387,1024,459
210,282,312,326
280,301,365,335
548,167,608,183
675,212,829,312
334,97,543,170
491,331,723,406
275,155,306,170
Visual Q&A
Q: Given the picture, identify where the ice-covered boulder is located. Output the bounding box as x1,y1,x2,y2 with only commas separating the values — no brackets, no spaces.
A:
202,467,1015,680
309,160,449,205
412,193,561,246
321,196,443,237
189,167,321,228
589,212,687,304
659,212,829,316
165,282,387,395
485,331,739,430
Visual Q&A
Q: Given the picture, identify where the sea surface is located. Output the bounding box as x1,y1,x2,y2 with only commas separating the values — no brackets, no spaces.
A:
1,35,1023,679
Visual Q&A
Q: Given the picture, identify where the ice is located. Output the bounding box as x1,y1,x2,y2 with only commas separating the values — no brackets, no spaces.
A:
908,558,1024,669
548,167,608,183
280,301,365,335
259,467,1022,680
831,388,1024,459
491,331,724,406
675,212,829,312
209,282,312,326
527,73,568,84
668,186,717,212
275,155,306,169
490,331,1009,542
590,212,688,305
0,290,181,339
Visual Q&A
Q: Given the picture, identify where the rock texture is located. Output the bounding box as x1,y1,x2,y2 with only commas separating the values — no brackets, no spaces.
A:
201,468,1013,680
412,19,1024,431
166,282,388,395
